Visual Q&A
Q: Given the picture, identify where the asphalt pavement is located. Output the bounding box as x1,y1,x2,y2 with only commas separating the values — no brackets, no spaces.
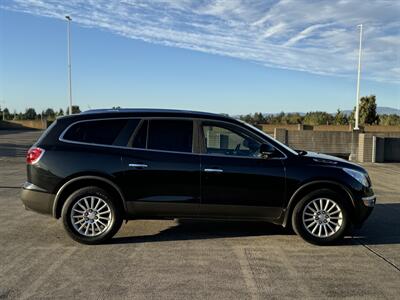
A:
0,130,399,299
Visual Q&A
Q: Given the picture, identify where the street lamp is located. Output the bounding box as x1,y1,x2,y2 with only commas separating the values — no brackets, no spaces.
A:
354,24,363,130
65,15,73,115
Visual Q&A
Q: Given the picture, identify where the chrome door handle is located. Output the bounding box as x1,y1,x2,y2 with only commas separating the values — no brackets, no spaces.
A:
204,168,223,173
128,163,148,168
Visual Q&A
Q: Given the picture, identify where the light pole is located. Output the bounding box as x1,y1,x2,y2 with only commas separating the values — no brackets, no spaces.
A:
354,24,363,130
66,15,73,115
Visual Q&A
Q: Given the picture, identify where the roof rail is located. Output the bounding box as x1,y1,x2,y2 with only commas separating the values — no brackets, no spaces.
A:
81,109,121,114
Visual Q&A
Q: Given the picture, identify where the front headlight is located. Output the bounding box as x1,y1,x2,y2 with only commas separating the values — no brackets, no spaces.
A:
343,168,369,187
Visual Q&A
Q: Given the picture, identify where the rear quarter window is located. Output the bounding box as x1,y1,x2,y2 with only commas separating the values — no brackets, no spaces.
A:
62,119,136,146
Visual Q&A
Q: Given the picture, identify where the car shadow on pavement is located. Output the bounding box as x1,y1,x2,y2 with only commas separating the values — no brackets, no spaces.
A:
110,219,292,244
350,203,400,246
110,203,400,246
0,143,32,157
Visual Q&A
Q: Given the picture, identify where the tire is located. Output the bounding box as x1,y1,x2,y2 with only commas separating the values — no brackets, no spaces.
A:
291,189,350,246
61,186,123,245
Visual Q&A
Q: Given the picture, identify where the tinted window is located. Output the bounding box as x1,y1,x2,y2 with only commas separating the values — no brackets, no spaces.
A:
132,120,148,148
63,119,129,145
113,119,140,146
147,120,193,153
202,125,261,157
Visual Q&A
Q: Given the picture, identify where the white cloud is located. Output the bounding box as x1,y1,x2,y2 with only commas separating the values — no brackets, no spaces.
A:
284,23,334,47
262,23,287,39
2,0,399,83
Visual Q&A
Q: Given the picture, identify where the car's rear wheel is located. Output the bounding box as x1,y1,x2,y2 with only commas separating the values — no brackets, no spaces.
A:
61,186,122,244
292,189,350,245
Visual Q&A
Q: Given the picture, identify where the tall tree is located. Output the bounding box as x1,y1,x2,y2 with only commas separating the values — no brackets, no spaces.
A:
303,111,334,125
44,108,56,119
379,114,400,126
24,108,37,120
66,105,81,115
272,112,285,124
0,107,5,120
3,108,10,120
334,109,348,125
253,112,265,124
351,95,379,125
283,113,303,124
239,114,254,124
360,95,378,125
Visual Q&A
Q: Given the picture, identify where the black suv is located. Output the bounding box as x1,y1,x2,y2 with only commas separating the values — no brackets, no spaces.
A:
21,109,375,245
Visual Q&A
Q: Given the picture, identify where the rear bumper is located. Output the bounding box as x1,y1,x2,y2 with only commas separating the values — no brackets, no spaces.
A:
21,182,55,216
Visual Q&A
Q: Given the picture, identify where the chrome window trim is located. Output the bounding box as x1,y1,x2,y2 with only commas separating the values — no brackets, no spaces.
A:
238,119,298,156
59,138,202,156
59,117,140,143
59,117,199,156
58,116,287,159
198,119,287,160
200,152,286,160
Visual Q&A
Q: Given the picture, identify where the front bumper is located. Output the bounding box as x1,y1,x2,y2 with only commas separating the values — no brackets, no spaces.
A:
353,193,376,228
361,195,376,207
21,182,55,216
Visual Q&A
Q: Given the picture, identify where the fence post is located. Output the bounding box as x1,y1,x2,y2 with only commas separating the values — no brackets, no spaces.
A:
372,136,376,163
349,129,360,161
274,128,288,145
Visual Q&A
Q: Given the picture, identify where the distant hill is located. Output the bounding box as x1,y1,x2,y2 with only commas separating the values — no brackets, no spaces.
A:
234,106,400,117
341,106,400,116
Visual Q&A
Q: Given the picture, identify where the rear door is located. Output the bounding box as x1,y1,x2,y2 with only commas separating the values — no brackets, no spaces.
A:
50,118,136,195
120,118,201,218
199,121,286,219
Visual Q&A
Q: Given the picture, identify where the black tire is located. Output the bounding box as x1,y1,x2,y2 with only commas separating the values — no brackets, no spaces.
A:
292,189,350,246
61,186,123,245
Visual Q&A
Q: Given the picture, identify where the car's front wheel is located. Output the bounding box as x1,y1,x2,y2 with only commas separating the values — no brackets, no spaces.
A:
292,189,350,245
61,186,123,244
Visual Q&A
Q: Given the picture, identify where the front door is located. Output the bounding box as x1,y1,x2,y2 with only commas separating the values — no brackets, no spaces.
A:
121,119,201,218
199,121,286,219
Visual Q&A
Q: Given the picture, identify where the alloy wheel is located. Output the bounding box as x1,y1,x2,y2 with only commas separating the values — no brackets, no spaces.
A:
70,196,112,237
302,198,343,238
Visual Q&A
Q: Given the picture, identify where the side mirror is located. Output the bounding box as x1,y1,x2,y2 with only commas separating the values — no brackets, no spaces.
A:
243,138,258,150
260,143,276,158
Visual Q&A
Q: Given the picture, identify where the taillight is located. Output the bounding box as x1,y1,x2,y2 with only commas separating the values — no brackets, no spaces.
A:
26,147,45,165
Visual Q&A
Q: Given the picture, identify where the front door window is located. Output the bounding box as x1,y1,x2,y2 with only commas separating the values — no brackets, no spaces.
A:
202,125,261,157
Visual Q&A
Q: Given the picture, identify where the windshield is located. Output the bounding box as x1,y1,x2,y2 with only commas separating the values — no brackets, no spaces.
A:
238,120,298,156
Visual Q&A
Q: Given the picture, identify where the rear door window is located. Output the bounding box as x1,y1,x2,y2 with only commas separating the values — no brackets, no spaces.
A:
63,119,138,146
147,119,193,153
132,120,148,149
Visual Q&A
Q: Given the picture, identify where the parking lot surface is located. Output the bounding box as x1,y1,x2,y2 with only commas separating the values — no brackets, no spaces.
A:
0,130,399,299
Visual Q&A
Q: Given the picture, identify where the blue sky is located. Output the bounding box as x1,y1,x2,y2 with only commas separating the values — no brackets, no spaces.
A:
0,0,399,115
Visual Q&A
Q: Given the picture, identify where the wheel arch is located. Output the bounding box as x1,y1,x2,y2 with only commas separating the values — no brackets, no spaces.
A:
52,175,127,219
282,180,356,228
